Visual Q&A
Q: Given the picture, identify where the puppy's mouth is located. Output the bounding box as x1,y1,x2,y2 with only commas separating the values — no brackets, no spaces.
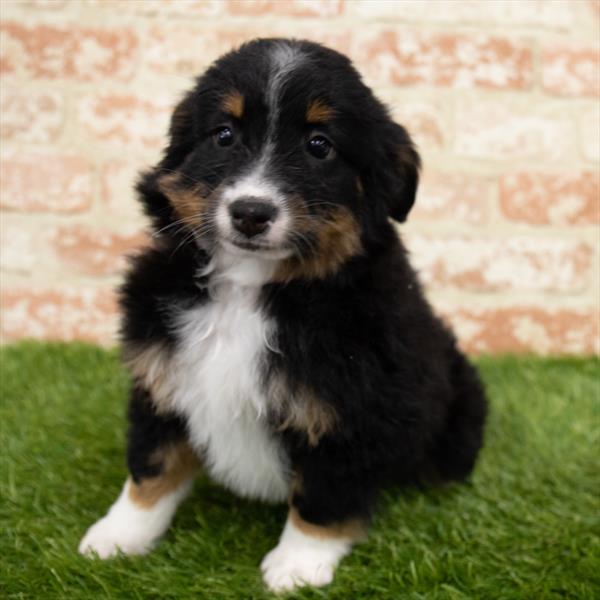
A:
220,237,293,260
230,238,271,251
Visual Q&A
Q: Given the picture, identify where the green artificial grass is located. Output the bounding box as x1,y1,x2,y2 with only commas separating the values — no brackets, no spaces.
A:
1,342,598,599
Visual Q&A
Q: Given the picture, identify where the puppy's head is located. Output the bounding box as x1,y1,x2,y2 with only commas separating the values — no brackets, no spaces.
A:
140,39,420,279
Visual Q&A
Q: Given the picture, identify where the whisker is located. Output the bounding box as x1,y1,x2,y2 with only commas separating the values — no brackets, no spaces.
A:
152,216,194,237
169,229,199,259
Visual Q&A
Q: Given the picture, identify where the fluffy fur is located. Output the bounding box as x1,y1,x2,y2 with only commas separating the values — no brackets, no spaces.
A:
79,38,487,592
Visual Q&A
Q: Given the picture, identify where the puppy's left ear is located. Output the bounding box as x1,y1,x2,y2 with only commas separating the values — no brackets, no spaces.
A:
378,122,421,223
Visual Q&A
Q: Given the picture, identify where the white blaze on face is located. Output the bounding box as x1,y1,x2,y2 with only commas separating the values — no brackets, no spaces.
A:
216,164,291,251
266,42,306,135
216,43,306,254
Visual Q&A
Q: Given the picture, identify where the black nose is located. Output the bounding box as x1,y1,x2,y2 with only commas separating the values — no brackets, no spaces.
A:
229,198,278,238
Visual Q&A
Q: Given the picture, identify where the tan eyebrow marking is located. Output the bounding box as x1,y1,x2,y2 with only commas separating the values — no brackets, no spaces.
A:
306,98,335,124
221,91,244,119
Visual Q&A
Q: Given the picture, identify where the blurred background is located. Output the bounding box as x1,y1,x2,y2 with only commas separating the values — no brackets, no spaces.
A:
0,0,598,354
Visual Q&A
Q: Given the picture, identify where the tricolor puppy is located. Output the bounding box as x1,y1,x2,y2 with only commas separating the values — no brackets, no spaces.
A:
79,39,488,592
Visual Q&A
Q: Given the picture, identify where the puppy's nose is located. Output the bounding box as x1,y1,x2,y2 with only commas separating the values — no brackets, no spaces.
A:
229,198,278,238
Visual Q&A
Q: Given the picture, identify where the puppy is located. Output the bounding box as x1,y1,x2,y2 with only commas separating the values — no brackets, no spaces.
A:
79,39,487,592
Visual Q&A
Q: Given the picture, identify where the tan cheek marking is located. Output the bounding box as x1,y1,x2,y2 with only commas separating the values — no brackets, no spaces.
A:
128,442,201,509
122,342,173,414
274,207,362,282
276,388,338,447
289,506,367,542
306,99,335,124
221,91,244,119
157,173,208,227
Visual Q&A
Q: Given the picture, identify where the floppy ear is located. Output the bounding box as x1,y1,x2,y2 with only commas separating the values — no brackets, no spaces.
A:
375,122,421,223
135,91,197,231
161,90,197,170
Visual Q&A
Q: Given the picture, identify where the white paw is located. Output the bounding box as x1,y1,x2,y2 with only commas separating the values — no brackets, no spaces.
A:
78,514,156,559
79,478,190,560
261,543,336,592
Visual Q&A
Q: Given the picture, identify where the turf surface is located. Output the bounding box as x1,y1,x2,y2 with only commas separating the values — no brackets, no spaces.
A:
1,342,598,599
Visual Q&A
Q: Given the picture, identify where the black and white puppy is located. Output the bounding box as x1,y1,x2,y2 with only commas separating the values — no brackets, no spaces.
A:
79,39,487,592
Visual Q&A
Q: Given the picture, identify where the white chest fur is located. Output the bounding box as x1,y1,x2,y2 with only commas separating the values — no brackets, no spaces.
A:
167,253,290,503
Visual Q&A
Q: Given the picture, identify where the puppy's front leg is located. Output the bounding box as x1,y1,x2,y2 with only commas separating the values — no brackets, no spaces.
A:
79,387,200,559
261,486,366,594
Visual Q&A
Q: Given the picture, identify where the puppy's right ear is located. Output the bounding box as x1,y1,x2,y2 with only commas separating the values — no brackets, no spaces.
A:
361,119,421,226
378,122,421,223
161,91,197,170
135,92,196,231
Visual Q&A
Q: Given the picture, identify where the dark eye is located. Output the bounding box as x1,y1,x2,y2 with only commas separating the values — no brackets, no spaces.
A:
214,126,234,147
307,135,334,160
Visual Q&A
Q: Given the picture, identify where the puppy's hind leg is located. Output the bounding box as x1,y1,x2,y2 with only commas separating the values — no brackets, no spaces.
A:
79,387,200,559
432,349,488,482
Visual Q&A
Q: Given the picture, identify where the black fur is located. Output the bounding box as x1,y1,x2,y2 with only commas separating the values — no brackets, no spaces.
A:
126,386,188,483
266,244,486,524
121,38,487,529
120,241,208,349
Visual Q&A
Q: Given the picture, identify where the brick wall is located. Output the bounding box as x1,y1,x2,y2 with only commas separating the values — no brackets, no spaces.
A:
1,0,598,354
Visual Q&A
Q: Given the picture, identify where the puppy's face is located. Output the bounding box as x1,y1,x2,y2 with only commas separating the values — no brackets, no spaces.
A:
144,39,419,275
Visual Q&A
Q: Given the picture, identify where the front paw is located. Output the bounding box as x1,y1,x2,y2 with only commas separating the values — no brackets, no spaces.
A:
78,515,155,559
261,543,336,592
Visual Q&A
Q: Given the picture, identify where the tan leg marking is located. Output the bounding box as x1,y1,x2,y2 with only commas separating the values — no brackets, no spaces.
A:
128,442,201,509
289,507,366,542
123,343,174,413
276,391,338,447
